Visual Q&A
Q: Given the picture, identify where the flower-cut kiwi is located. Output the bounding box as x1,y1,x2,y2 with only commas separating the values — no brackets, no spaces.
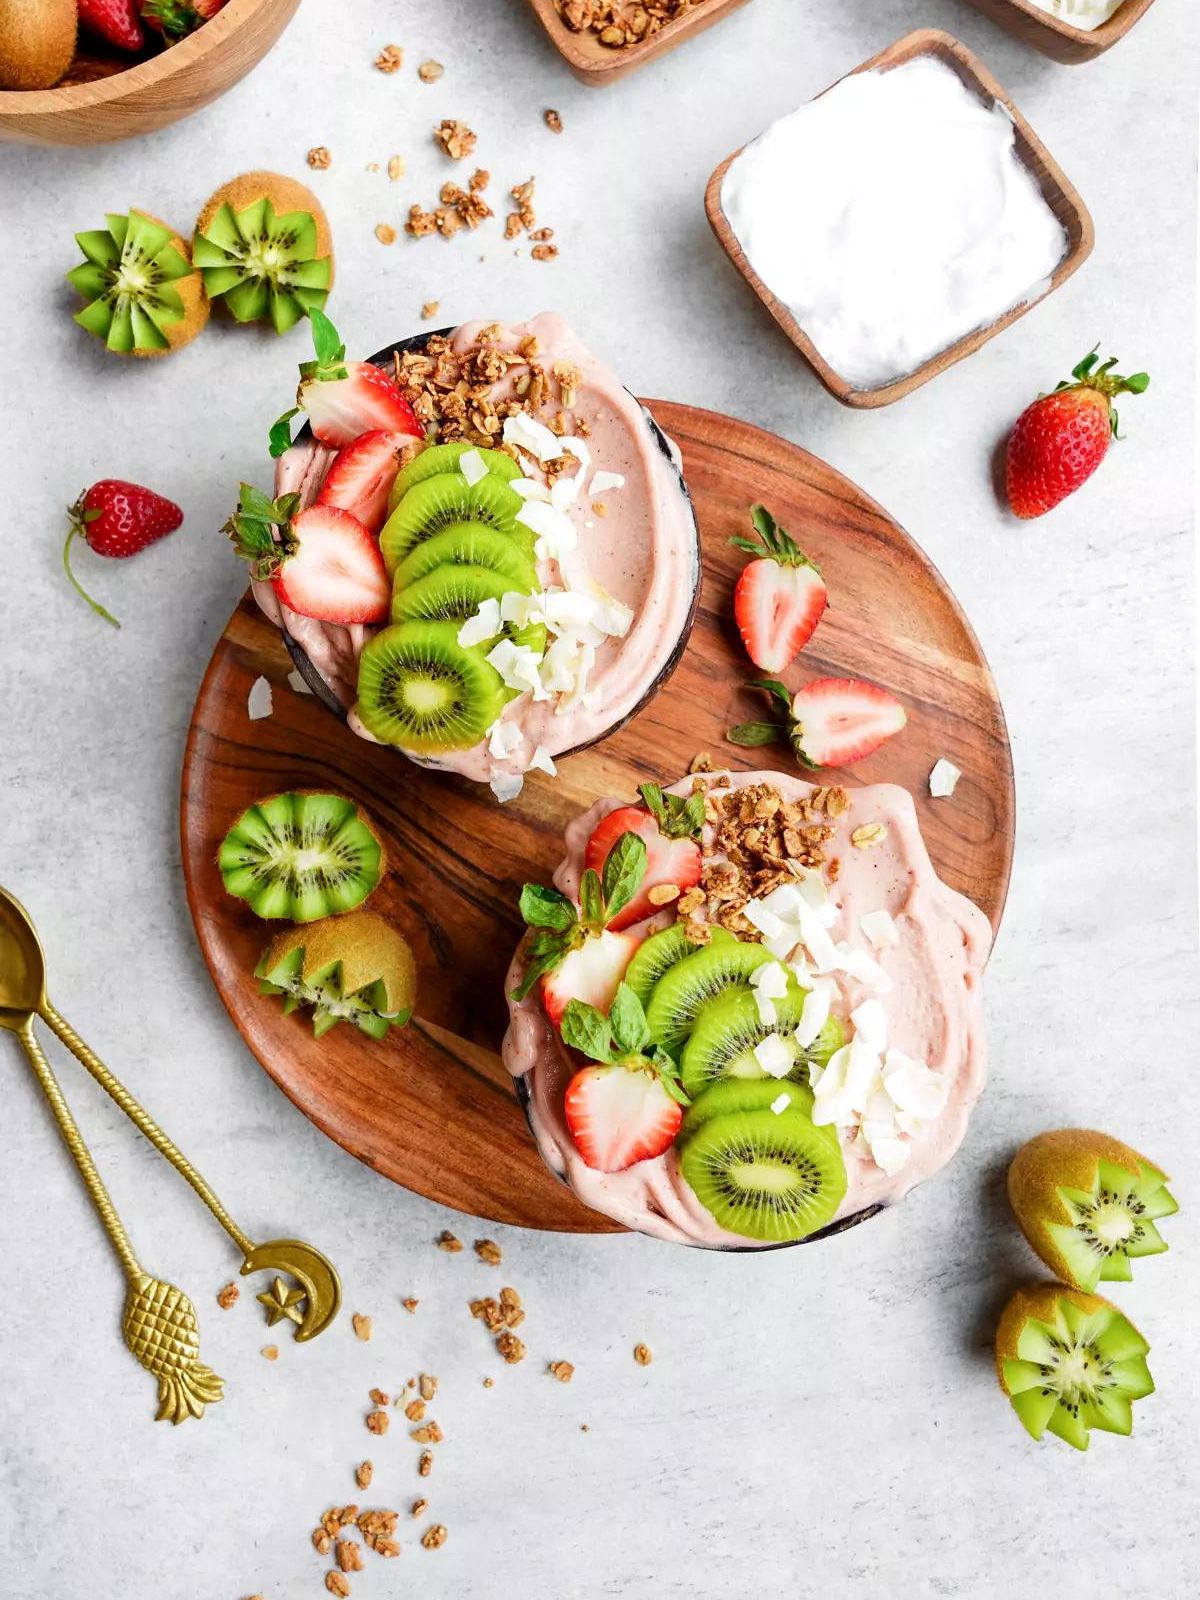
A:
256,911,416,1040
679,1078,847,1243
1008,1129,1177,1293
356,621,508,753
218,791,384,922
68,210,209,358
996,1284,1154,1451
193,172,333,334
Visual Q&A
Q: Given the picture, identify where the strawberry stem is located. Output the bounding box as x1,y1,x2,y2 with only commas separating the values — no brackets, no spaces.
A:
1062,348,1150,438
62,522,120,629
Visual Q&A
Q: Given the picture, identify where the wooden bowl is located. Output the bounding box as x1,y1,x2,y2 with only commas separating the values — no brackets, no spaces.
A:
524,0,749,85
704,29,1095,410
0,0,301,147
965,0,1159,63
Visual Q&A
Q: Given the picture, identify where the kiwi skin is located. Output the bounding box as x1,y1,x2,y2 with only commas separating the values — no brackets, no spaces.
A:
133,211,210,359
258,910,417,1027
0,0,76,90
195,171,335,291
1007,1128,1174,1290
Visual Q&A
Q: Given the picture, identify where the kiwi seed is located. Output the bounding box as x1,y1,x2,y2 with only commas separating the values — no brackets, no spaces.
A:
355,620,508,753
644,936,774,1055
381,472,526,574
218,791,384,922
68,210,209,358
193,171,334,334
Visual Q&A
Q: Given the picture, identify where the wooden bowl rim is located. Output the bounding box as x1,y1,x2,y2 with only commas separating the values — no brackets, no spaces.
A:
982,0,1158,51
704,27,1096,409
0,0,285,117
523,0,747,80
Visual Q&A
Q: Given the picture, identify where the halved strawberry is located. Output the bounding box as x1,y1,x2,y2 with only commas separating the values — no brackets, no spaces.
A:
301,362,420,451
541,929,641,1028
316,430,418,535
789,677,906,768
731,504,827,674
224,485,389,626
564,1063,683,1172
584,788,702,933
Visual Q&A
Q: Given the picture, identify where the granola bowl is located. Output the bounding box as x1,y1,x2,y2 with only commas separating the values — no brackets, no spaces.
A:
263,316,703,798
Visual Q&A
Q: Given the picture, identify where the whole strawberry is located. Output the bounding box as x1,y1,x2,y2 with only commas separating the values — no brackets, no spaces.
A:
1006,349,1149,520
78,0,145,51
140,0,225,40
64,480,183,627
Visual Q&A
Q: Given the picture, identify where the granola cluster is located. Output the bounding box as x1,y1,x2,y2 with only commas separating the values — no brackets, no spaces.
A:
556,0,710,47
434,119,477,161
680,779,849,943
406,167,494,239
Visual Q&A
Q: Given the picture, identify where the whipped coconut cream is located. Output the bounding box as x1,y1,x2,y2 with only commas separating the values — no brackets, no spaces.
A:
720,55,1069,390
255,314,699,792
502,770,992,1248
1026,0,1124,29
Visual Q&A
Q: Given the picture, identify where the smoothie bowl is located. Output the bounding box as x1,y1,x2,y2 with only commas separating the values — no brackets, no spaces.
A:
503,766,991,1249
228,312,701,801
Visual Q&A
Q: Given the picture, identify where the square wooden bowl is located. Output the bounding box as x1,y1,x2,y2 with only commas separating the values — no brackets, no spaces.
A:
965,0,1159,64
525,0,749,85
704,29,1094,409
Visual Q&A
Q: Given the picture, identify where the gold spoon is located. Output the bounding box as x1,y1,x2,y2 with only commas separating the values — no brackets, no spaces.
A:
0,886,341,1423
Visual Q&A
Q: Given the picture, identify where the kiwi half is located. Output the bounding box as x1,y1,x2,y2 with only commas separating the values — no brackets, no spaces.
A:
644,936,773,1055
0,0,75,89
679,985,845,1098
193,172,333,334
388,442,520,514
381,473,526,574
1007,1129,1177,1293
256,911,416,1039
679,1092,847,1243
218,791,384,922
995,1284,1154,1451
356,621,508,752
68,210,209,358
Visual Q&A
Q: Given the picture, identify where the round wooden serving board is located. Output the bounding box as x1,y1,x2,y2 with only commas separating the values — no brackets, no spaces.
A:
181,402,1014,1234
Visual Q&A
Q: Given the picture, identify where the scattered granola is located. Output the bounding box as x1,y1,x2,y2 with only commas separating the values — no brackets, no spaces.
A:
496,1332,527,1364
336,1540,364,1574
352,1314,373,1342
634,1343,653,1366
434,119,477,161
355,1461,374,1491
374,223,397,246
437,1230,463,1253
261,1345,279,1361
418,58,444,82
474,1238,502,1266
545,108,564,134
411,1498,429,1517
419,1374,438,1401
216,1282,239,1310
375,43,403,73
421,300,440,319
321,1507,360,1540
404,1400,426,1422
325,1573,350,1598
418,1451,433,1477
689,750,713,774
532,243,560,262
549,1361,575,1383
421,1525,448,1551
647,884,680,906
851,822,888,849
555,0,709,46
411,1421,444,1444
366,1410,390,1436
387,154,405,181
306,146,331,170
482,1377,494,1389
402,1297,420,1313
369,1388,390,1407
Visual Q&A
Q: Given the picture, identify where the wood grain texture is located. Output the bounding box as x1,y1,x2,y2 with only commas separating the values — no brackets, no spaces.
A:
964,0,1158,62
704,28,1095,410
0,0,300,146
180,401,1014,1232
524,0,749,85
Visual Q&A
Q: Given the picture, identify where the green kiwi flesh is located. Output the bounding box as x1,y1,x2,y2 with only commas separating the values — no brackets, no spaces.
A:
192,196,331,334
390,562,547,655
679,985,845,1098
68,211,196,355
623,925,734,1008
391,523,537,592
997,1286,1154,1451
355,621,508,752
380,472,526,573
645,937,774,1055
218,791,383,922
388,442,520,513
255,911,416,1039
679,1096,847,1243
681,1075,819,1135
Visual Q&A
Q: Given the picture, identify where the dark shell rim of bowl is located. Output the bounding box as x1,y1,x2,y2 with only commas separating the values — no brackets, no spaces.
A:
281,327,704,752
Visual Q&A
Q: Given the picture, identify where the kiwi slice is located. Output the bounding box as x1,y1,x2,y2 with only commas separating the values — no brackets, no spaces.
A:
218,791,384,922
680,1097,847,1243
645,937,774,1055
995,1284,1154,1451
256,911,416,1040
387,442,520,515
356,621,508,752
380,473,526,574
192,172,333,334
623,925,733,1007
681,1075,818,1135
391,563,547,654
1007,1129,1177,1293
680,985,845,1098
68,210,209,358
391,523,537,594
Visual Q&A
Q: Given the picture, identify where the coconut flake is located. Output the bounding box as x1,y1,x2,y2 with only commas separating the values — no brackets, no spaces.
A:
490,772,525,803
929,758,962,798
770,1091,793,1116
850,998,888,1052
753,1033,795,1080
487,719,524,759
743,898,787,941
792,976,835,1048
517,499,577,559
286,669,312,696
486,639,547,699
458,598,503,649
247,676,273,720
527,744,557,776
510,476,552,503
748,960,790,1026
503,411,562,464
860,909,899,950
589,469,626,496
459,449,489,487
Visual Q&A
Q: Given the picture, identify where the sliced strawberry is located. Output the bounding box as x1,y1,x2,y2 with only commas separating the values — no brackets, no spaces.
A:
731,504,827,673
316,430,416,535
300,361,420,451
271,505,390,625
584,807,701,932
564,1063,683,1172
541,929,640,1028
789,677,906,768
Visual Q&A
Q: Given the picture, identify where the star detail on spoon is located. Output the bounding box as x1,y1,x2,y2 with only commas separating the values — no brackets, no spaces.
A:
257,1276,307,1328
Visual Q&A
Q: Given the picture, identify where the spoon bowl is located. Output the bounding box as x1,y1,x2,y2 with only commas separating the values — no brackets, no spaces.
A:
0,888,46,1029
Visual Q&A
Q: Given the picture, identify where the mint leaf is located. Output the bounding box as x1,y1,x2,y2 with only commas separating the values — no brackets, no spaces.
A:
580,868,604,932
727,721,782,748
308,307,345,366
601,832,647,924
269,408,299,458
560,1000,614,1063
638,781,704,842
609,983,650,1056
510,929,569,1002
518,883,576,932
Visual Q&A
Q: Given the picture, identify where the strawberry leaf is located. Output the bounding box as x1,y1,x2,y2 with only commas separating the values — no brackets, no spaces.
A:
601,832,648,925
609,983,651,1056
269,407,300,459
309,307,346,368
727,721,782,748
560,1000,614,1063
510,929,570,1002
518,883,576,932
747,678,792,707
638,782,705,842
